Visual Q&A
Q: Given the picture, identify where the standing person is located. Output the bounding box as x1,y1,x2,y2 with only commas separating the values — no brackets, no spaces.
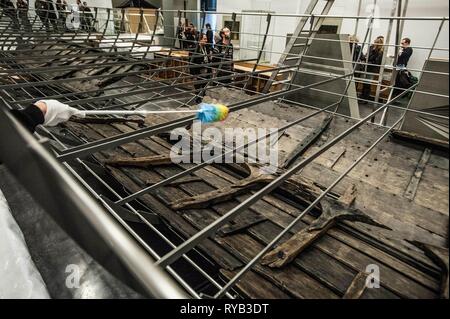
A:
396,37,413,69
214,30,223,45
189,33,210,104
184,23,198,50
205,23,214,54
0,0,19,30
393,38,415,97
55,0,67,31
183,20,191,49
82,1,93,31
349,35,363,64
76,0,83,29
349,35,365,78
46,0,58,31
176,20,185,49
35,0,50,31
213,27,234,84
78,0,87,30
16,0,31,31
360,36,384,104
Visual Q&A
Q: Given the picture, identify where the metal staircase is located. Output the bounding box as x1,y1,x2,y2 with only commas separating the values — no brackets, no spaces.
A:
262,0,336,93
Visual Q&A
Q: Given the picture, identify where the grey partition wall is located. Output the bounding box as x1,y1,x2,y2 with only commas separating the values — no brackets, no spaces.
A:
288,34,360,118
401,58,449,141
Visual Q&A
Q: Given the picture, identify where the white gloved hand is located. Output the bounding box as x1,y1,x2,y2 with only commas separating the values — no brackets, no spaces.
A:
38,99,85,127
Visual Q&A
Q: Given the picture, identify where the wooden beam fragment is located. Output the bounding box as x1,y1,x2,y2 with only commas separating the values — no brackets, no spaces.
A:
170,174,276,210
104,154,173,167
261,185,390,268
219,214,268,236
282,115,333,169
329,148,347,169
410,241,449,299
342,272,369,299
392,130,449,151
404,148,432,200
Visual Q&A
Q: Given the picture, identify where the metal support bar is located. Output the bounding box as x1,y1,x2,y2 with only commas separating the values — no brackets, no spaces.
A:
213,94,411,298
0,101,189,299
155,81,417,270
55,73,350,163
243,13,272,91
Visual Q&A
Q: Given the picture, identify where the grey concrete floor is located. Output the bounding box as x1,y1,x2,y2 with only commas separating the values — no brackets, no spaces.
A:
0,165,142,299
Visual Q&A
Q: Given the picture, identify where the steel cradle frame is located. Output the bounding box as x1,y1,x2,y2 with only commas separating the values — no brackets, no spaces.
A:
0,3,448,298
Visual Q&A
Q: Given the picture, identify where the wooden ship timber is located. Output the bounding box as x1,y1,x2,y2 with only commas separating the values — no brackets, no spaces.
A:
0,4,448,299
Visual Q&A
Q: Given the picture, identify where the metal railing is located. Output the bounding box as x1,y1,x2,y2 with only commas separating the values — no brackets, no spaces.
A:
0,2,448,298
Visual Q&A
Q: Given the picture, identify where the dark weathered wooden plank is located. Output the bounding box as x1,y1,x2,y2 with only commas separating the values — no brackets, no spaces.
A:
104,154,173,167
63,122,244,272
250,221,356,295
342,272,369,299
170,174,275,210
98,125,352,298
220,269,292,299
392,130,449,151
261,185,367,269
282,115,333,168
299,162,447,246
84,122,356,298
218,214,267,236
80,120,440,300
217,233,339,299
151,130,441,292
413,155,449,216
411,241,449,299
360,285,400,299
261,221,334,268
180,158,440,293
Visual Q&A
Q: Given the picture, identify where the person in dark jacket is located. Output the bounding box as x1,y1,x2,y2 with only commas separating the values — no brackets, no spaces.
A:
360,36,384,103
205,23,214,54
189,33,210,104
349,35,364,64
46,0,58,31
82,2,93,31
176,20,185,49
16,0,31,31
396,37,413,68
349,35,365,78
184,23,198,50
56,0,67,31
11,100,84,133
35,0,50,31
213,27,234,84
0,0,20,30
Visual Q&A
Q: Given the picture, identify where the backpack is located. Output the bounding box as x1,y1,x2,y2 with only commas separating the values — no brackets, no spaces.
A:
394,69,418,98
396,70,414,89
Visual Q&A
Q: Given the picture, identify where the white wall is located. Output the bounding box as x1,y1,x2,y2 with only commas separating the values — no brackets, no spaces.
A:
337,0,449,74
216,0,449,73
